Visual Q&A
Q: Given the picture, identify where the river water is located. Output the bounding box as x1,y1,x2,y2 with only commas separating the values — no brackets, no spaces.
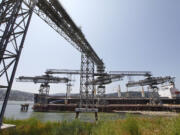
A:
0,101,127,122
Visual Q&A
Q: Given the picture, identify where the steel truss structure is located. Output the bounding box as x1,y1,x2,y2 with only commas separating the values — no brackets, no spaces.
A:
79,53,95,109
0,0,104,125
30,0,104,66
26,0,104,115
16,75,69,103
0,0,36,126
126,76,174,88
46,69,152,104
126,76,175,104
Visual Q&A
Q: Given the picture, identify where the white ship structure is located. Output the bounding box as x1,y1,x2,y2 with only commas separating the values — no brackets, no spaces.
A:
158,84,180,99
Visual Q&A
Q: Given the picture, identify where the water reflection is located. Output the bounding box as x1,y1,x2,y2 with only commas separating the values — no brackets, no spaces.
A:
0,101,127,122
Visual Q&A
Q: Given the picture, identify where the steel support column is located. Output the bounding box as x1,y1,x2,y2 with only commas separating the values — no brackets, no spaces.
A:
76,53,97,120
0,0,36,127
96,65,106,105
79,53,95,108
38,83,50,104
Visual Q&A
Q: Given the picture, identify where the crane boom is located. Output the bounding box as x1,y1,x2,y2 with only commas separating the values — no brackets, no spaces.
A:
109,71,152,77
126,76,174,87
16,75,69,84
87,75,123,85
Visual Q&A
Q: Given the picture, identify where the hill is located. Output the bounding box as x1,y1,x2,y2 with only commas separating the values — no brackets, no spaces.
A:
0,89,34,101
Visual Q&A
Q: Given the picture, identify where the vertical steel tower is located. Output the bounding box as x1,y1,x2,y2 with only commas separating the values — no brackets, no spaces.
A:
0,0,37,126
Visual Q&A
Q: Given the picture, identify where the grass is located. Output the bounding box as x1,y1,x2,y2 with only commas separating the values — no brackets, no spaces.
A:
1,115,180,135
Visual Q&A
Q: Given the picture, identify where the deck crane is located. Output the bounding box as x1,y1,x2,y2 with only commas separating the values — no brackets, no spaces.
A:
126,76,175,104
16,74,69,103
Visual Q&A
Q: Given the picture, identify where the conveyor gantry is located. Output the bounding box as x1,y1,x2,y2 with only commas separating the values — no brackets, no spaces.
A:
24,0,104,67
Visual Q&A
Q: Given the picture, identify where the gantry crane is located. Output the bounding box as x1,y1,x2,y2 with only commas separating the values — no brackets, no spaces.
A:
0,0,105,124
16,74,69,103
126,76,175,104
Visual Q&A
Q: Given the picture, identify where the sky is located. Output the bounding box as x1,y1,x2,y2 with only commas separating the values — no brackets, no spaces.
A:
11,0,180,94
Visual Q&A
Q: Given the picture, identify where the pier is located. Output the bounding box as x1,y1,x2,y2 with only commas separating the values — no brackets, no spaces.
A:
20,104,29,112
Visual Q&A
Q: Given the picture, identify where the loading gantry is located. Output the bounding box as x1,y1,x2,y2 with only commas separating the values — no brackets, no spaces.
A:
126,76,175,104
16,74,69,104
46,69,152,104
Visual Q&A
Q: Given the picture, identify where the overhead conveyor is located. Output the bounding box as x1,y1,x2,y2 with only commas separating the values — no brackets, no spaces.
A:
27,0,104,66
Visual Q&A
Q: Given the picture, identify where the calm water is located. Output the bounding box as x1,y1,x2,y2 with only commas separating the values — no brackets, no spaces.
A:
0,101,127,122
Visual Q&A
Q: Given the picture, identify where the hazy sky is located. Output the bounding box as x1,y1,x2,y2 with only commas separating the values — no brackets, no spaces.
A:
12,0,180,94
